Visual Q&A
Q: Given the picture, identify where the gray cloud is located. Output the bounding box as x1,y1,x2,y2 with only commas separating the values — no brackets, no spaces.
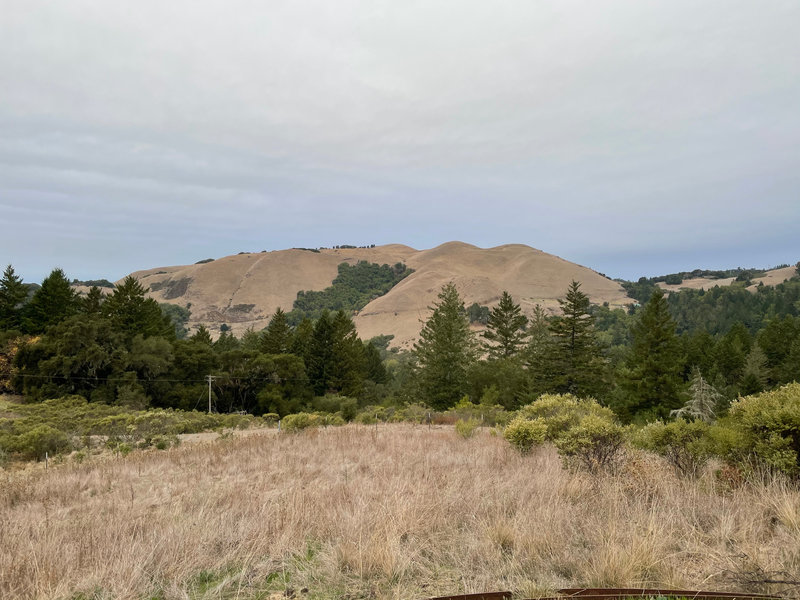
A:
1,0,798,282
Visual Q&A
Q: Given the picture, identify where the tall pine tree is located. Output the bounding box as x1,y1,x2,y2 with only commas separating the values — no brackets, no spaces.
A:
618,287,684,422
261,307,294,354
101,276,173,340
550,281,605,397
483,291,529,359
0,265,28,331
413,283,477,410
23,268,78,333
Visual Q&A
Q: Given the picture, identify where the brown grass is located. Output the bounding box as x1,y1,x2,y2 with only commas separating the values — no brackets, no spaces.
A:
125,242,630,345
1,425,798,600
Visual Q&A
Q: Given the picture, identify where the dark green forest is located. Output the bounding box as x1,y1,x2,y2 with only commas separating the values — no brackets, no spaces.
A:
1,261,799,429
287,260,413,324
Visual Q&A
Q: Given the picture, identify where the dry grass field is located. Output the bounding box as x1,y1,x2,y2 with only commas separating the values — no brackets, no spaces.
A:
1,425,799,600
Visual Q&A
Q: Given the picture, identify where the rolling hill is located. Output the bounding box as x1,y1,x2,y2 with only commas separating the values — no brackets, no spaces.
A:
123,242,631,347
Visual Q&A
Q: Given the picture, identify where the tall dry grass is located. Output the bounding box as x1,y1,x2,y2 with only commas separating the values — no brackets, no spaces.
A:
1,424,798,600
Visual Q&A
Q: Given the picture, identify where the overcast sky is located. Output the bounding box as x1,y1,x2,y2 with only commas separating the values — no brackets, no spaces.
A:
2,0,798,283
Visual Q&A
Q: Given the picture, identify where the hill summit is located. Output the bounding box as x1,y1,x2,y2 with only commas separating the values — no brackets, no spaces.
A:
125,242,631,347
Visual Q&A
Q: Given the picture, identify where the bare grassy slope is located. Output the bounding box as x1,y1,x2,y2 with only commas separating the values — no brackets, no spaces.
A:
657,266,796,294
126,243,628,346
1,425,797,600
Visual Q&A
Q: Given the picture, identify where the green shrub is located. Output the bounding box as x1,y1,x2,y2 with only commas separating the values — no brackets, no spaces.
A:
455,417,480,439
518,393,615,441
281,412,322,432
10,424,70,460
633,419,712,477
554,415,627,473
720,383,800,476
390,403,428,424
262,413,280,426
445,397,511,427
312,394,358,421
321,413,346,427
503,416,547,453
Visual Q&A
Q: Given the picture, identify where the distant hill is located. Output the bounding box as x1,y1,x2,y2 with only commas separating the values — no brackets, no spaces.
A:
122,242,630,348
656,265,797,293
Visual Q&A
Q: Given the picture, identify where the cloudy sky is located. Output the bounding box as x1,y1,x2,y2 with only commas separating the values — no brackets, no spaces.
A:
2,0,798,283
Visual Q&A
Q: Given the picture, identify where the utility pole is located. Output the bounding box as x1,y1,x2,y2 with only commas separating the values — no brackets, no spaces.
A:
206,375,216,413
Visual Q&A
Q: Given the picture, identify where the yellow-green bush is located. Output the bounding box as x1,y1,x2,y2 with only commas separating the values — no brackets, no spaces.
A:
633,419,712,477
446,397,511,427
518,393,616,441
720,383,800,477
507,394,627,471
555,415,627,473
0,395,266,462
281,412,322,432
455,417,480,439
7,424,70,460
503,416,547,453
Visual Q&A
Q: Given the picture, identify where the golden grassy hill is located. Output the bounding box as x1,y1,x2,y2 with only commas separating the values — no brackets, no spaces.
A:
124,242,630,347
656,265,797,294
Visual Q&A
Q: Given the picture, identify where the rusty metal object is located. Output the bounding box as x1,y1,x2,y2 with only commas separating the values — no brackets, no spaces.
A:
425,589,782,600
425,593,512,600
559,590,780,599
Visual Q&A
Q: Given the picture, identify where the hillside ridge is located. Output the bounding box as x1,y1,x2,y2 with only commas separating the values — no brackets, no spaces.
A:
117,243,795,347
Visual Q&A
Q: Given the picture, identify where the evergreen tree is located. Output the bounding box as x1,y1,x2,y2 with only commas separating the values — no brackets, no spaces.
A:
190,324,213,346
483,291,529,359
307,310,365,396
413,283,477,410
290,317,314,363
671,367,721,422
81,286,105,315
618,287,684,421
740,343,768,395
213,329,240,353
713,322,751,385
0,265,27,331
261,308,294,354
523,304,558,396
550,281,605,396
14,314,125,401
23,268,78,333
363,341,388,384
308,310,335,395
101,277,173,340
239,327,262,352
329,310,366,396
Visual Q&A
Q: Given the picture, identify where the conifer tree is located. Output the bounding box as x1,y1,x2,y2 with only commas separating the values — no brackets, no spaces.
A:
550,281,605,396
213,329,240,352
524,304,557,396
308,310,335,395
81,286,105,315
619,287,684,421
329,310,366,396
671,367,721,422
0,264,27,331
413,283,477,410
307,310,366,396
290,317,314,363
483,291,529,359
23,268,78,333
101,276,174,340
740,343,768,395
261,308,294,354
190,324,213,346
363,341,388,384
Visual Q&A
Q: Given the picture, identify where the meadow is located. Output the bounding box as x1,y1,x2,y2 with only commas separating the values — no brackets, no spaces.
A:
1,424,798,600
